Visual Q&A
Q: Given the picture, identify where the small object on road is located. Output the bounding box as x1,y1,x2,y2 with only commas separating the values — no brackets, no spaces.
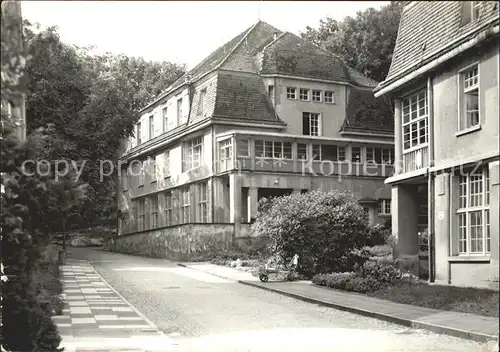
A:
258,254,299,282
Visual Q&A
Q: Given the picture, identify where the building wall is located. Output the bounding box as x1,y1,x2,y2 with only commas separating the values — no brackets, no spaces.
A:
272,77,347,138
433,42,499,168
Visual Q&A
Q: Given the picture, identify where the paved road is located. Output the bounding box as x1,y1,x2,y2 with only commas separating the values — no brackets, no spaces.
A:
68,248,490,352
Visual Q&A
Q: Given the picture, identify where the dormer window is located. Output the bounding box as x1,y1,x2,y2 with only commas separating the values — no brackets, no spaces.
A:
472,1,480,20
462,1,481,25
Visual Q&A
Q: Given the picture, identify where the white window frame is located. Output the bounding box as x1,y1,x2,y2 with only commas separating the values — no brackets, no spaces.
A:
164,150,170,178
164,191,173,226
149,156,156,183
255,140,292,159
458,63,480,132
268,85,275,105
312,90,322,102
402,88,428,152
366,147,394,165
237,139,249,157
351,146,363,164
198,88,207,116
184,136,203,171
149,115,154,139
456,167,490,256
150,195,158,229
177,98,183,125
136,122,142,145
182,187,191,223
303,112,321,136
472,1,480,20
286,87,297,100
299,88,310,101
324,91,335,104
378,199,391,215
297,143,309,160
162,106,168,133
219,138,233,171
138,198,146,231
197,182,208,223
138,161,145,187
312,144,346,161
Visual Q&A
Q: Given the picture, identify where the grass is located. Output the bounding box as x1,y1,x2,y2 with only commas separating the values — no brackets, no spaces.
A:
367,282,499,317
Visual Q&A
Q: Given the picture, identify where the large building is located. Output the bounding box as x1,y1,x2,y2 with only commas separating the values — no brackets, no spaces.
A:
374,1,499,289
114,21,394,259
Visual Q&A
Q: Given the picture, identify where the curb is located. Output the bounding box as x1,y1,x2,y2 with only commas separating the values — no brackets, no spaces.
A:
177,263,499,344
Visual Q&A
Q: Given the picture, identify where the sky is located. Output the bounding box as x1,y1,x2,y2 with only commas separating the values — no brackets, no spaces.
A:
21,1,388,70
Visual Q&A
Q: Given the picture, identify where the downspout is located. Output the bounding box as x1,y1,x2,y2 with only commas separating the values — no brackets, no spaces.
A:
211,125,216,223
427,76,436,283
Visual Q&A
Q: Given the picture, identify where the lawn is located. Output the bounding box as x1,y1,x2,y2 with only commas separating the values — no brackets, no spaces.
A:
367,282,499,317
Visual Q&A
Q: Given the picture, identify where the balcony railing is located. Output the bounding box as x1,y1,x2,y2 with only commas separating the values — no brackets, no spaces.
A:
402,146,429,173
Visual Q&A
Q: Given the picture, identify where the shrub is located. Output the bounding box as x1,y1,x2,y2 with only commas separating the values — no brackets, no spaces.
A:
367,224,391,246
312,272,380,293
252,190,371,277
360,261,404,285
344,276,381,293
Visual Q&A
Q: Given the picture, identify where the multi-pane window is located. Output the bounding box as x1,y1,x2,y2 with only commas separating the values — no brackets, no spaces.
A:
198,88,207,115
286,87,296,100
324,91,335,104
302,112,320,136
149,156,156,182
351,146,362,163
255,140,292,159
197,182,208,223
184,136,203,170
299,88,310,101
177,98,183,125
378,199,391,215
219,138,232,171
182,188,191,223
162,107,168,132
457,167,490,255
460,65,479,130
137,122,142,145
312,90,322,102
312,144,346,161
237,139,249,157
164,191,173,226
366,147,395,164
164,151,170,178
149,115,154,139
138,198,146,231
150,195,158,229
402,89,428,150
137,161,145,186
268,85,275,105
297,143,309,160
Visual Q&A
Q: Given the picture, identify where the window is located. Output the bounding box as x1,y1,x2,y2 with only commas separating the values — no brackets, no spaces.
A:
268,85,275,105
149,115,154,139
162,107,168,132
312,90,322,102
164,191,173,226
457,167,490,255
182,188,191,223
197,182,208,223
138,198,146,231
378,199,391,215
150,195,158,229
138,161,145,186
184,136,203,171
286,87,296,100
302,112,320,136
219,138,232,171
324,91,335,104
459,65,479,130
149,156,156,182
312,144,346,161
164,151,170,178
237,139,249,157
297,143,308,160
198,88,207,115
402,89,428,150
255,140,292,159
472,1,480,20
299,88,310,101
177,98,183,125
121,168,128,191
351,146,362,163
366,147,395,164
137,122,142,145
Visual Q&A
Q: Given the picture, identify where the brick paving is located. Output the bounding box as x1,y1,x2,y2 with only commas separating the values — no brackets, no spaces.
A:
53,260,174,352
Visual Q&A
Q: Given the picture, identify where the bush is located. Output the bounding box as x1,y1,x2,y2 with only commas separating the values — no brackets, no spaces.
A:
312,272,380,293
367,224,391,246
252,190,371,277
360,261,404,285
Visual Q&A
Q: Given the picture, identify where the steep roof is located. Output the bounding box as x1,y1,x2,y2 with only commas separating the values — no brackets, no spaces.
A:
381,1,499,86
342,87,394,133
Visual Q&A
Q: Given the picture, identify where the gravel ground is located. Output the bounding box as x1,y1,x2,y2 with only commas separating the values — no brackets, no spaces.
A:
67,248,495,352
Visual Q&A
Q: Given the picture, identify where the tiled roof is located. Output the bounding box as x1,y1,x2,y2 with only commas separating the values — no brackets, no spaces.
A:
382,1,499,84
213,71,285,126
342,87,394,133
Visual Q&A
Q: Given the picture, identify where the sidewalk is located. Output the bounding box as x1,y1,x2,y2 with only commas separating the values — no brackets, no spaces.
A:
54,260,175,352
178,262,499,344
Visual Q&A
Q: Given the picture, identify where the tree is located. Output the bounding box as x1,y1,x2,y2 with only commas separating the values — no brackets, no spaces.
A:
301,1,405,82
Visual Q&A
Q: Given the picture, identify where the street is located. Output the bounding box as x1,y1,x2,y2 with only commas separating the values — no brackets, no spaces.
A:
65,248,488,352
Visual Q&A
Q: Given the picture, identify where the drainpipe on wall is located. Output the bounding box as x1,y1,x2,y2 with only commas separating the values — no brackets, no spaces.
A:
211,125,216,223
427,76,436,283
